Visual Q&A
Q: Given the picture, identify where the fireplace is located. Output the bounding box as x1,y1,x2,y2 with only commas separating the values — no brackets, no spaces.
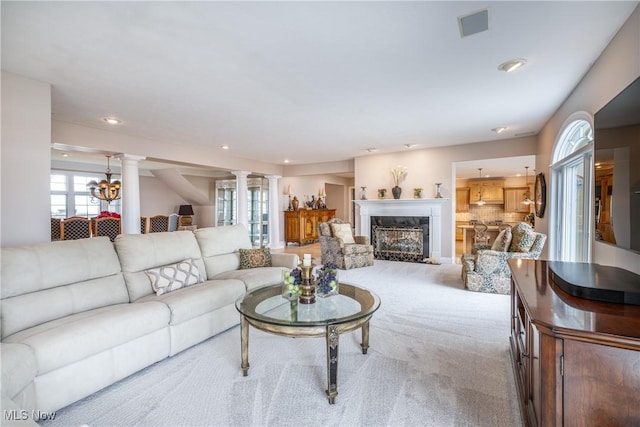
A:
371,216,429,262
353,199,446,262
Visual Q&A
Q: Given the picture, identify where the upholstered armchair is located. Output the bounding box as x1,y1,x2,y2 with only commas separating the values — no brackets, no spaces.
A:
461,222,546,294
317,218,374,270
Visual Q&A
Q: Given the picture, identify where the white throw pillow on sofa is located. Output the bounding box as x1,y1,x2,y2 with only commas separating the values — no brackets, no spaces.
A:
145,259,203,296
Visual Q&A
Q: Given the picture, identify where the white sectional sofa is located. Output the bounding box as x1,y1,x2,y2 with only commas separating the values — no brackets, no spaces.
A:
0,225,298,425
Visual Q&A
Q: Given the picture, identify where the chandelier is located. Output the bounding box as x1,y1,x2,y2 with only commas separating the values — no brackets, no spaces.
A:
522,166,534,205
87,155,122,204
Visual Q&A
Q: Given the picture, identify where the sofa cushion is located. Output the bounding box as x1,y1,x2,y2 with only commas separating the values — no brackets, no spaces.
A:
194,225,252,278
136,279,245,325
491,228,513,252
145,259,203,296
2,302,170,376
213,267,289,291
239,248,272,269
115,231,206,302
330,223,355,245
1,237,128,339
509,222,537,253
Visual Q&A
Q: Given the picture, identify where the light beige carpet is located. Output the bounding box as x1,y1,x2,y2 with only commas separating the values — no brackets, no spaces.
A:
41,260,522,427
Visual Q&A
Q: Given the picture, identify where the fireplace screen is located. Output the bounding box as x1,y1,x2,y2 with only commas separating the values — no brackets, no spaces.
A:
370,216,429,263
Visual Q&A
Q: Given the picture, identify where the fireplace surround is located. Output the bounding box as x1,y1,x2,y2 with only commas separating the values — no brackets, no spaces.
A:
354,199,445,262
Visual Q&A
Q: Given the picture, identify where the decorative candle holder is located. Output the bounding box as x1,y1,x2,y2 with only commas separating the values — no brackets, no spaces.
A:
298,263,316,304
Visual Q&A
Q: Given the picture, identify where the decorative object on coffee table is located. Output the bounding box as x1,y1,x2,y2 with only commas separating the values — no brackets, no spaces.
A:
298,262,316,304
316,262,339,297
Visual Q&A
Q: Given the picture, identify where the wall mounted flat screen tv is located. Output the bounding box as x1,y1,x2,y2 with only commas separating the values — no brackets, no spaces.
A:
593,76,640,253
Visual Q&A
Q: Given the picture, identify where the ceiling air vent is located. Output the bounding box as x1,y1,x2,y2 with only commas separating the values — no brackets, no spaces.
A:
458,9,489,38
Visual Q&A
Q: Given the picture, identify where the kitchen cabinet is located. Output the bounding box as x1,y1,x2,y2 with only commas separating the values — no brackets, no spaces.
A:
468,179,504,204
456,188,470,212
284,209,336,245
508,260,640,427
504,187,531,213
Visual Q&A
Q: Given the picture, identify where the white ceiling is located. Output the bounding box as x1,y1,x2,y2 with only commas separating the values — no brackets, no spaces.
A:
2,1,638,177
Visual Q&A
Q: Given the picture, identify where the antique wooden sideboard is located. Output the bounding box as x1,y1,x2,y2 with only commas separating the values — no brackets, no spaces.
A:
284,209,335,245
508,259,640,427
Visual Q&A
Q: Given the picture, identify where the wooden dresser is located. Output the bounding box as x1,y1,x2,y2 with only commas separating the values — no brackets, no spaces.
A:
508,259,640,427
284,209,335,245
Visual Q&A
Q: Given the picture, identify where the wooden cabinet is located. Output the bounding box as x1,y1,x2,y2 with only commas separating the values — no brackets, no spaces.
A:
504,187,532,213
508,260,640,427
284,209,336,245
456,188,470,212
468,179,504,204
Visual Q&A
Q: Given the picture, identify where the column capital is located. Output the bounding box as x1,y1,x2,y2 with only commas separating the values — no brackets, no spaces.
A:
265,175,282,180
232,170,251,178
115,154,146,162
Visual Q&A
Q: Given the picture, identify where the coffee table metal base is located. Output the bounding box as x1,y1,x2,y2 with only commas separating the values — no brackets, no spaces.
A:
240,314,372,404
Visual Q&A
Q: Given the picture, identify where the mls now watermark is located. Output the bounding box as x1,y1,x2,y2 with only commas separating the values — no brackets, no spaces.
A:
4,409,57,421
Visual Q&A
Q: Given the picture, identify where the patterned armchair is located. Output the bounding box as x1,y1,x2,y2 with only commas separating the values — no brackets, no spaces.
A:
317,218,374,270
461,222,546,294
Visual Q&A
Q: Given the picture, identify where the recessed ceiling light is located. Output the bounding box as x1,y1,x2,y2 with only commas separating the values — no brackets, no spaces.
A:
498,59,527,73
61,153,69,158
366,148,377,153
102,117,122,125
220,145,229,150
404,144,416,148
492,127,507,134
284,159,290,164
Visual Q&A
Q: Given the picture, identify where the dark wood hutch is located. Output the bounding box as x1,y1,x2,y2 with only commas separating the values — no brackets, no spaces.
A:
508,259,640,427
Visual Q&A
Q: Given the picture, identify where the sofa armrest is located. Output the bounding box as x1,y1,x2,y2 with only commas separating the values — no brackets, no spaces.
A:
1,395,39,426
1,343,37,401
271,253,299,269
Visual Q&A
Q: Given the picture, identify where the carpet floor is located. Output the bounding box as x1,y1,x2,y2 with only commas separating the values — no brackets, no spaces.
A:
40,260,522,427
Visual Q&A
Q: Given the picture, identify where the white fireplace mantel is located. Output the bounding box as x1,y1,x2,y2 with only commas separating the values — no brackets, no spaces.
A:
354,198,448,261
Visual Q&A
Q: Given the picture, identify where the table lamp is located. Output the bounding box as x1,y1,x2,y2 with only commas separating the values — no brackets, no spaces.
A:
178,205,194,226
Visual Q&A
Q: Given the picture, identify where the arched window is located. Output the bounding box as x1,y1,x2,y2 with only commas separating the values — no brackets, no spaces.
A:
551,114,593,262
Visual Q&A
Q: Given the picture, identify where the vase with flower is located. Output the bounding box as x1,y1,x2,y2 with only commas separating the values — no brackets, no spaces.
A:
390,165,408,199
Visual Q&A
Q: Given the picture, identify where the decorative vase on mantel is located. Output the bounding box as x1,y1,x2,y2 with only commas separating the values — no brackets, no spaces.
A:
392,186,402,199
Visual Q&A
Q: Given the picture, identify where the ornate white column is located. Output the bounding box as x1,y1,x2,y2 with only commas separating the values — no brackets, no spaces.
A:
116,154,146,234
265,175,283,249
233,171,250,228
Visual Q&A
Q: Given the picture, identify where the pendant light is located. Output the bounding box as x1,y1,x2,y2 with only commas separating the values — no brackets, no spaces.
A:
476,168,486,206
522,166,534,205
87,155,121,204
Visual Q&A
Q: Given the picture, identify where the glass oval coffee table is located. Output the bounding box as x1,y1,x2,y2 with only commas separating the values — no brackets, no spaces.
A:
235,283,381,404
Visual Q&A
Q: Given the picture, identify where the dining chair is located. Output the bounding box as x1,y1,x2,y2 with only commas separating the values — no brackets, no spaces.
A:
51,218,62,241
93,217,121,242
60,217,92,240
149,215,169,233
168,213,179,232
140,216,148,234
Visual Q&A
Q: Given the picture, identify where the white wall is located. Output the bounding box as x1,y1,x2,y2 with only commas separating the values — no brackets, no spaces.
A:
536,5,640,273
355,137,537,261
1,72,51,246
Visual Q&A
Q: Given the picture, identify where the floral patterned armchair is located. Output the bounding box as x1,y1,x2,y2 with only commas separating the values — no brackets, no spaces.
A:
317,218,374,270
461,222,546,294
